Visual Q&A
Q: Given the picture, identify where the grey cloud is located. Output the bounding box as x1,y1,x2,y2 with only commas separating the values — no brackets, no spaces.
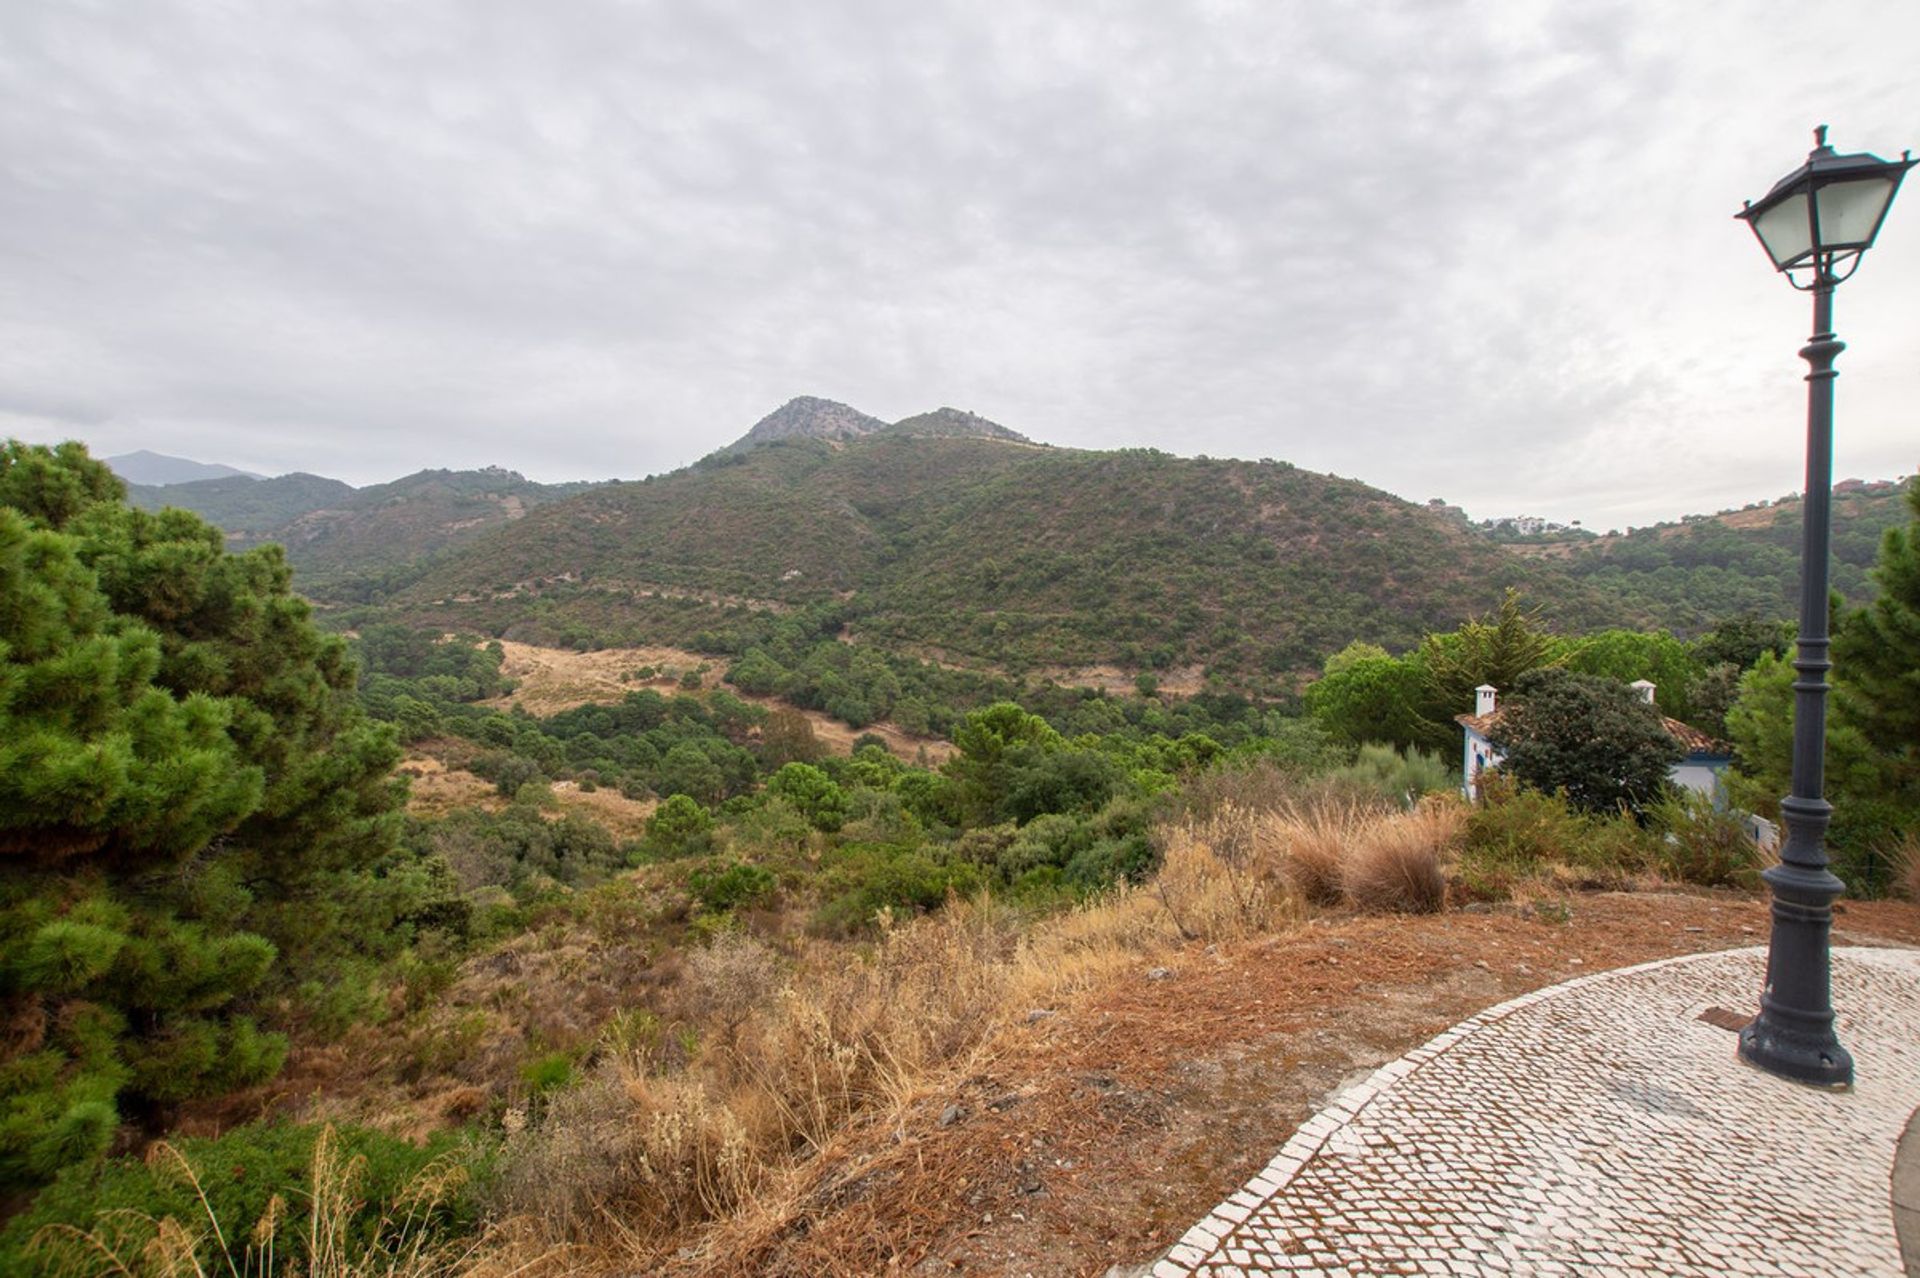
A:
2,1,1916,527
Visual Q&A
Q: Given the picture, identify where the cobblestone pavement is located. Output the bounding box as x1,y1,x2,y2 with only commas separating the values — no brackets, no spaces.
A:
1154,945,1920,1277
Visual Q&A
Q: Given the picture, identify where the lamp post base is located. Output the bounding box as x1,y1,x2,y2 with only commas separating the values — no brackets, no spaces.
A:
1737,860,1854,1090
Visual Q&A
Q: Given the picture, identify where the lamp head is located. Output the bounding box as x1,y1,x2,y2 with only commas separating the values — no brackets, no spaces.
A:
1736,126,1915,284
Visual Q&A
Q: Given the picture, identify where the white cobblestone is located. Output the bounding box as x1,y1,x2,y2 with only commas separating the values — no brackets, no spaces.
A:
1156,945,1920,1277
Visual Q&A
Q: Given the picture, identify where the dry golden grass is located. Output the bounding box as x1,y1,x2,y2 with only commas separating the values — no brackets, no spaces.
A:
1895,833,1920,903
468,889,1187,1276
466,801,1476,1276
1342,800,1459,914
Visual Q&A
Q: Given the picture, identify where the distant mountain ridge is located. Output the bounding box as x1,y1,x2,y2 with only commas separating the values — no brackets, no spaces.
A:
383,433,1622,689
106,449,263,485
128,465,598,596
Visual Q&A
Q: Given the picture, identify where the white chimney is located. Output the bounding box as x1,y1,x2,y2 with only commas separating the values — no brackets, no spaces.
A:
1475,684,1497,716
1630,679,1657,705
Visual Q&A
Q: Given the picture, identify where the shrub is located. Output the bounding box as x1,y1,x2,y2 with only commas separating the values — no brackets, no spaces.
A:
1342,800,1457,913
520,1052,575,1095
1647,792,1763,888
814,848,983,936
1458,773,1649,897
688,861,778,914
2,1122,488,1278
644,794,713,859
1330,743,1454,807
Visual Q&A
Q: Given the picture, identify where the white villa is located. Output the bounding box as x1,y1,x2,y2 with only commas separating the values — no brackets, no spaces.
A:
1456,680,1733,803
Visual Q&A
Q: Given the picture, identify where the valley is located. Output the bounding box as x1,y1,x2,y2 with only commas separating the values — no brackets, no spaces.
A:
4,424,1916,1278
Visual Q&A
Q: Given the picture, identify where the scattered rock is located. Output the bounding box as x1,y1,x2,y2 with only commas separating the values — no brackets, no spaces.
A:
987,1092,1023,1112
1515,963,1533,975
1473,960,1491,970
1026,1008,1056,1023
938,1104,965,1128
1146,966,1173,981
1463,902,1494,914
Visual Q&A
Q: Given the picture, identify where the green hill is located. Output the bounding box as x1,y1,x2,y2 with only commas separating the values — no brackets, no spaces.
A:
128,471,356,532
1497,479,1912,629
383,435,1623,690
129,466,597,598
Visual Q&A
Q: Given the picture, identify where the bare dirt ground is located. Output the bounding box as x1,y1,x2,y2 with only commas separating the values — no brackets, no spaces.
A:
546,780,658,839
398,752,505,817
682,891,1920,1278
398,750,657,835
484,639,723,713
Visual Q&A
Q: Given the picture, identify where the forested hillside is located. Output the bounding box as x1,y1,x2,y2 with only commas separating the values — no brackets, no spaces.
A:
384,436,1621,691
128,466,598,598
1498,482,1910,628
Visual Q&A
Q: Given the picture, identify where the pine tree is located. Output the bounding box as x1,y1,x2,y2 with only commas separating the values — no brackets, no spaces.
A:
0,440,407,1192
1835,477,1920,801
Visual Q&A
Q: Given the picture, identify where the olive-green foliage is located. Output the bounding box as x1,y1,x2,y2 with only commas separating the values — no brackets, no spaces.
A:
1551,487,1907,631
1331,744,1454,807
643,794,714,859
0,440,410,1194
1645,792,1763,888
1458,775,1652,897
0,1120,491,1278
1303,641,1428,750
688,860,778,913
386,437,1608,694
814,844,984,936
1487,668,1683,816
1562,628,1698,723
422,804,624,894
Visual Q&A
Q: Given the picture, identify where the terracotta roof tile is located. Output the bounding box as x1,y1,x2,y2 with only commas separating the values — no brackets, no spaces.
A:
1457,707,1728,755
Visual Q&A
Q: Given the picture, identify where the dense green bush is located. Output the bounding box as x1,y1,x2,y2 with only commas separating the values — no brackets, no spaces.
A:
0,1120,491,1278
1646,793,1763,888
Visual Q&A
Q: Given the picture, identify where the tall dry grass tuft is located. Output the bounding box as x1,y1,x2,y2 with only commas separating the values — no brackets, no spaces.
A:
29,1127,470,1278
1152,805,1298,941
477,890,1181,1274
1341,799,1459,914
1894,832,1920,903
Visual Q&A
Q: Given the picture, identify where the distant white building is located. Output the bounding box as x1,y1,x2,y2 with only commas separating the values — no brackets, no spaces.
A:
1456,680,1733,804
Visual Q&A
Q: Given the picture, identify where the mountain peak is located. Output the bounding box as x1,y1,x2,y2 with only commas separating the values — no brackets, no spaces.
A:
886,407,1031,444
730,397,889,450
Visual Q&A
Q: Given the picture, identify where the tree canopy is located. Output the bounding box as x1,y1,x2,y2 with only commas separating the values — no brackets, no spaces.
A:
1486,667,1683,815
0,440,407,1192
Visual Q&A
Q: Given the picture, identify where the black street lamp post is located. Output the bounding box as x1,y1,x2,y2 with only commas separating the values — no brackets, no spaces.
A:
1733,127,1914,1089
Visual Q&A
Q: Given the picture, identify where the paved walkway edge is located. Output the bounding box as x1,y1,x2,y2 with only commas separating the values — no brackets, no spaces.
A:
1152,944,1920,1277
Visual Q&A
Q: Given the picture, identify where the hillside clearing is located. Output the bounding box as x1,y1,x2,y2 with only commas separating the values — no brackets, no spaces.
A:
481,639,956,762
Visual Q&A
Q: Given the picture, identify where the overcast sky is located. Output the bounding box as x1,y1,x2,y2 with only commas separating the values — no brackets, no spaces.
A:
3,2,1916,529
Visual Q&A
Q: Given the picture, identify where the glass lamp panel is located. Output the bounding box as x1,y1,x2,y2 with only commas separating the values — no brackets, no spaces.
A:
1814,175,1898,249
1752,192,1813,268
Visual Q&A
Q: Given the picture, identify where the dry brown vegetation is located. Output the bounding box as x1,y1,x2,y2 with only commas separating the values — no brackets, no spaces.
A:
460,799,1477,1275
